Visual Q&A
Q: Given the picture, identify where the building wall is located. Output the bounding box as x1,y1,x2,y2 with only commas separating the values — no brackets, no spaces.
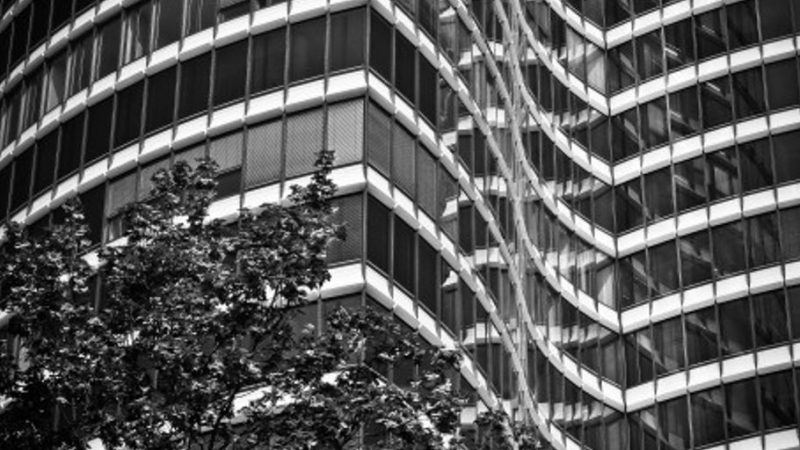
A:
2,0,800,449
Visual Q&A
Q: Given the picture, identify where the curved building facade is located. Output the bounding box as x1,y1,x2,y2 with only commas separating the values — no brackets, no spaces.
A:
2,0,800,448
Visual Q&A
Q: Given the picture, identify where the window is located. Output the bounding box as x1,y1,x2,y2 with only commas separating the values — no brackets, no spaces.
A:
746,212,780,268
652,317,684,375
10,5,31,66
370,11,392,81
760,370,797,430
674,156,706,212
416,148,437,217
636,30,663,80
145,67,176,134
685,307,718,366
250,29,285,94
719,298,753,355
679,231,712,287
185,0,215,35
29,0,50,48
327,195,363,263
218,0,250,21
44,52,68,112
772,130,800,184
691,388,725,446
657,396,689,450
665,20,695,69
366,102,391,175
84,97,113,163
393,124,415,196
212,41,247,106
394,218,416,294
738,138,773,192
327,100,364,166
122,3,152,64
329,8,364,72
107,173,137,241
97,18,122,80
245,120,282,188
69,36,94,96
289,17,325,82
781,206,800,261
752,290,789,347
726,1,759,50
701,77,733,129
50,0,72,33
10,150,33,213
759,0,793,41
156,0,183,48
418,58,437,125
766,58,800,111
725,378,759,438
648,241,678,297
695,10,726,60
669,86,700,138
418,237,437,313
178,54,211,117
0,165,9,220
713,220,747,275
114,81,144,148
284,108,324,177
367,195,390,273
79,184,105,244
395,35,416,102
33,132,58,195
644,167,672,221
732,66,765,119
707,146,739,200
209,132,243,198
57,113,84,179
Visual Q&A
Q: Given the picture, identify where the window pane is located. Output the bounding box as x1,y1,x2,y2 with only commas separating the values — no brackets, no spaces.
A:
145,67,176,134
395,35,416,102
691,388,725,447
285,108,324,177
156,0,183,48
367,195,390,273
719,298,753,355
618,251,648,308
707,146,740,201
289,17,325,82
669,86,700,139
79,184,105,244
644,167,673,221
394,218,416,294
746,212,779,268
57,113,84,179
416,149,437,217
712,221,746,275
652,317,684,375
33,132,58,195
614,179,644,232
329,8,364,72
327,194,363,263
674,156,706,212
766,58,800,111
114,81,144,148
649,240,678,296
245,119,282,188
772,130,800,184
658,396,689,450
419,57,437,125
781,205,800,261
122,3,152,64
185,0,215,35
636,30,663,80
696,10,726,60
760,370,797,430
752,290,789,347
30,1,51,48
213,41,247,106
685,307,719,366
250,29,285,94
392,123,415,196
325,100,363,168
759,0,793,41
0,165,9,219
45,52,68,111
178,54,211,117
727,1,759,50
680,230,712,287
366,101,391,175
69,36,94,96
370,11,392,81
739,137,773,192
725,378,759,438
732,66,765,119
701,77,733,129
10,150,33,213
84,97,113,162
97,18,122,80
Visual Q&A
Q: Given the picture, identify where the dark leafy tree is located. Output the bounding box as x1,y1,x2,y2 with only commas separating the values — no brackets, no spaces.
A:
0,151,536,449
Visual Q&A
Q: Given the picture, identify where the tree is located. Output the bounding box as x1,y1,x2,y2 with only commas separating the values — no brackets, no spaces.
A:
0,151,539,450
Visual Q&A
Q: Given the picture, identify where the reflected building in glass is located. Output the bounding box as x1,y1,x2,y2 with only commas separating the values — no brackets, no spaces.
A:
2,0,800,448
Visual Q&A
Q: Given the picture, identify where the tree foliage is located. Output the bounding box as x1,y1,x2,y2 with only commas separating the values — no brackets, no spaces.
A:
0,152,537,449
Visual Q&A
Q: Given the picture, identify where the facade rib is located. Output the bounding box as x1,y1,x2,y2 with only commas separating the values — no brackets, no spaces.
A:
2,0,800,449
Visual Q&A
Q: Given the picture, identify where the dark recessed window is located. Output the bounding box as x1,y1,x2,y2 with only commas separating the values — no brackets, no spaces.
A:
761,370,797,430
680,230,712,287
51,0,73,33
766,58,800,111
685,307,719,366
640,97,668,148
772,130,800,184
695,10,726,60
725,378,759,438
97,18,122,80
738,138,773,192
329,8,365,73
707,146,740,200
145,67,177,134
726,1,759,50
719,297,754,355
73,0,95,15
657,397,688,450
289,17,325,82
33,132,58,195
636,30,663,80
251,28,286,94
30,0,50,47
644,167,673,221
418,58,437,125
664,20,695,70
416,149,437,217
370,11,392,81
9,5,31,67
213,41,247,106
781,205,800,261
156,0,183,48
701,77,733,129
674,156,706,212
57,113,85,179
285,109,324,178
69,36,94,96
367,195,391,273
122,3,152,64
393,218,416,294
178,54,211,117
759,0,794,41
691,388,725,447
79,184,105,244
218,0,250,21
670,86,700,139
394,35,416,102
392,124,416,196
418,236,437,313
649,240,678,297
84,97,113,163
366,102,391,175
114,81,144,148
746,212,780,268
10,150,33,213
0,165,10,220
752,290,789,347
652,317,685,375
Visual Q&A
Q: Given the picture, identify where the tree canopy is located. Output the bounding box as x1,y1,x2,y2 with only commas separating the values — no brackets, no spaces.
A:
0,152,536,449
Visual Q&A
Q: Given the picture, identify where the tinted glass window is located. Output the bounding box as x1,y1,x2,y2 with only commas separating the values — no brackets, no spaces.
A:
0,165,10,220
145,67,176,134
370,11,392,81
84,97,113,162
701,77,733,128
419,58,437,124
739,138,773,191
727,1,759,50
10,150,33,213
719,298,753,355
122,3,152,64
185,0,215,35
367,195,390,273
51,0,73,33
680,231,712,287
69,36,94,96
394,218,416,294
30,0,50,47
674,156,706,212
760,370,797,429
752,290,789,347
79,184,105,244
395,37,416,102
685,307,718,366
33,132,58,194
245,120,282,188
393,124,416,196
57,113,84,178
781,205,800,261
707,146,740,200
289,17,325,82
179,54,211,117
696,10,726,60
329,8,364,72
285,109,324,177
114,81,144,147
746,212,780,268
156,0,183,48
97,18,122,79
766,58,800,111
772,130,800,184
691,388,725,447
725,378,759,438
251,29,285,94
213,41,247,106
732,66,765,119
10,6,31,66
366,102,391,175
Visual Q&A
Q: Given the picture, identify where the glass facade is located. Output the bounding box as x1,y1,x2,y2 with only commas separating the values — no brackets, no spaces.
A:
2,0,800,448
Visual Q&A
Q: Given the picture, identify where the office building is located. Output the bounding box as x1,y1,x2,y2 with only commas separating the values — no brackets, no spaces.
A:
2,0,800,448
